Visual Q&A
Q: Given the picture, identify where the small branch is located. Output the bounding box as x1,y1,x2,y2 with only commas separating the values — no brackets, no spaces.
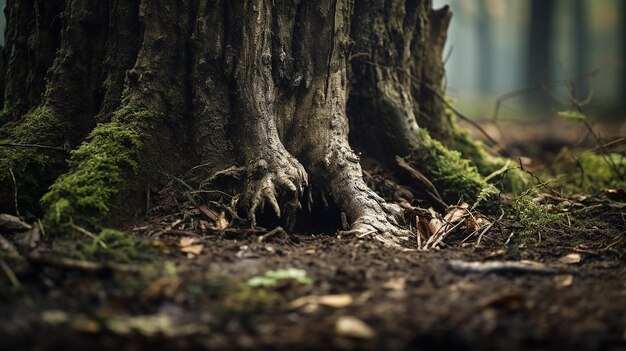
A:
0,142,68,153
395,156,447,208
257,226,286,243
475,208,505,247
9,168,19,217
449,260,569,275
0,258,20,288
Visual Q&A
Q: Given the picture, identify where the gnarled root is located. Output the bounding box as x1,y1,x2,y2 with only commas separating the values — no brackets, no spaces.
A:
239,151,308,229
322,146,412,248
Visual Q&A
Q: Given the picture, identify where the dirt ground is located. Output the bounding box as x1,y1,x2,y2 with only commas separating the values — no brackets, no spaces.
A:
1,197,625,351
1,124,625,350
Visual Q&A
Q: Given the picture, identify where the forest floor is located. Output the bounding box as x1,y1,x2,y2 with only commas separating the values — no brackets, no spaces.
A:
1,121,625,351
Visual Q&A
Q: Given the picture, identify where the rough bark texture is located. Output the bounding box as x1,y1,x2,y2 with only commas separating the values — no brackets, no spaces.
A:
0,0,488,246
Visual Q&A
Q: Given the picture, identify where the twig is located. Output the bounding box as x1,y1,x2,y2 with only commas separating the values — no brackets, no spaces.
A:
395,156,447,208
427,215,469,250
0,258,20,288
0,142,68,152
590,137,624,151
9,168,19,217
70,223,107,249
184,192,218,221
449,260,568,275
257,226,286,243
475,208,505,247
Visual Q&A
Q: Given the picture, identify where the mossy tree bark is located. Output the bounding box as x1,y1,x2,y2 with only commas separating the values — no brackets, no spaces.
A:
0,0,492,246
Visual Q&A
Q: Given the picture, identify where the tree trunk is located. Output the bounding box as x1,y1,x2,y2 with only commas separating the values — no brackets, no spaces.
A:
0,0,491,246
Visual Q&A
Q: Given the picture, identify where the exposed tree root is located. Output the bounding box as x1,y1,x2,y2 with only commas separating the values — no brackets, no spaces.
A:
0,0,508,249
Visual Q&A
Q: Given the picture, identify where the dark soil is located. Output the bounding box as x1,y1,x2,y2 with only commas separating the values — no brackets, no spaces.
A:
1,146,625,351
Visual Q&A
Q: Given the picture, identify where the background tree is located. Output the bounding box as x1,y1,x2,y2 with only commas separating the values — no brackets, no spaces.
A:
0,0,498,246
525,0,555,112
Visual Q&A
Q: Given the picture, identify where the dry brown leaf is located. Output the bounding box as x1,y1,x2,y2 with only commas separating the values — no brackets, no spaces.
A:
554,274,574,288
383,277,406,291
427,208,444,235
416,216,430,238
141,276,182,301
180,244,204,255
335,316,376,339
444,204,469,224
215,211,229,230
179,237,198,247
291,294,353,309
318,294,353,307
559,253,582,265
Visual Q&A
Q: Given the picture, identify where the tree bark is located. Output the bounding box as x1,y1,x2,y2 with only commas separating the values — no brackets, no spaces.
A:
0,0,491,246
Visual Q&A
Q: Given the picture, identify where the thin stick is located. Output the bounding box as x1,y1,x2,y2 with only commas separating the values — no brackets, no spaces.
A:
70,224,107,249
0,258,20,288
449,260,567,275
257,226,286,243
428,215,469,249
475,208,505,247
0,142,68,152
8,168,19,217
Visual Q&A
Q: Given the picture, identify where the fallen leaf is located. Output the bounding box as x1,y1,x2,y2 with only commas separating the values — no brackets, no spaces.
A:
427,207,443,235
71,316,101,333
383,277,406,291
559,253,582,265
41,310,69,324
554,274,574,288
179,237,198,247
335,316,376,339
180,244,203,255
215,211,229,230
443,203,469,224
291,294,353,309
604,188,625,201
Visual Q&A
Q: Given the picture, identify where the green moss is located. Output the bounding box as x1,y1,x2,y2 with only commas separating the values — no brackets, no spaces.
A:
510,189,624,245
41,107,158,231
75,228,156,262
567,151,626,192
446,108,531,193
511,191,565,242
0,107,69,213
412,129,495,205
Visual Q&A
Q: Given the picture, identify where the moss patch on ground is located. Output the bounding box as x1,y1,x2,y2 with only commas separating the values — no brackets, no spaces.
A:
553,151,626,194
445,109,531,194
41,107,159,232
0,107,69,214
510,189,624,245
75,229,158,263
411,129,495,205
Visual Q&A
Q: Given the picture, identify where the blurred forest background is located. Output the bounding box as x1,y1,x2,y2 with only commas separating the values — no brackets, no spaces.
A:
0,0,623,129
433,0,625,124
